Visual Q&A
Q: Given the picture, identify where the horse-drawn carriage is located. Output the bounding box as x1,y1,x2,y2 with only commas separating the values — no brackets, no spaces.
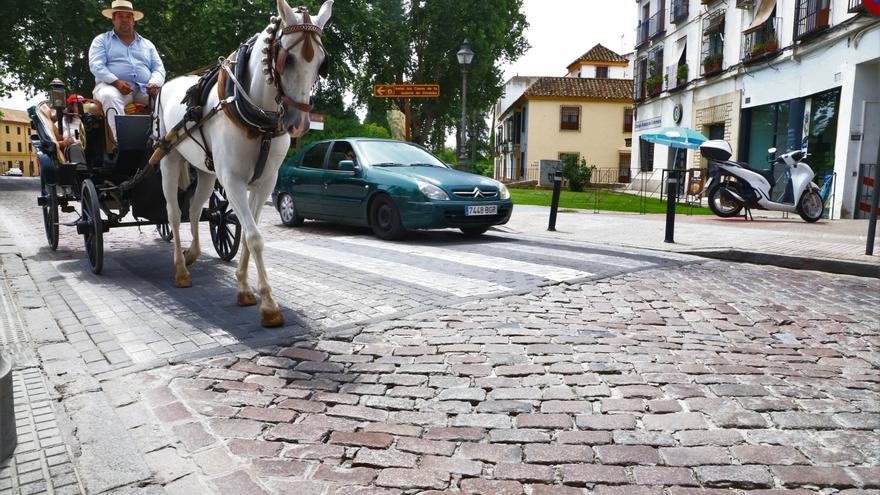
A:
29,85,241,274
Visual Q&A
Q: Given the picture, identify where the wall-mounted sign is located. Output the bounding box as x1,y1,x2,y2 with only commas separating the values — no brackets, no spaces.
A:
634,116,662,132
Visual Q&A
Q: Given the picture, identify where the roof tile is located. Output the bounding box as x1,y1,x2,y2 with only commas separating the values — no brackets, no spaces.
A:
523,77,632,100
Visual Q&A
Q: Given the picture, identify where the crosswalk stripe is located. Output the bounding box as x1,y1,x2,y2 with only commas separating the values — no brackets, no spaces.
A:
335,237,594,282
493,242,652,269
267,241,514,296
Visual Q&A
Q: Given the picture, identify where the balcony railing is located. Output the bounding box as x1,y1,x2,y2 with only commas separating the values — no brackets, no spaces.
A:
665,63,689,91
649,8,667,39
848,0,866,12
634,62,647,102
702,10,725,77
636,21,650,48
742,17,782,63
795,1,831,40
671,0,689,24
646,74,663,98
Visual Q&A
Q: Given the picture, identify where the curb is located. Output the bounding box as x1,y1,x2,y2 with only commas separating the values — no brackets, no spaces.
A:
683,249,880,278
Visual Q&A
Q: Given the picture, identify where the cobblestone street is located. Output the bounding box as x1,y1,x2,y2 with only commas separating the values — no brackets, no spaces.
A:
1,177,878,494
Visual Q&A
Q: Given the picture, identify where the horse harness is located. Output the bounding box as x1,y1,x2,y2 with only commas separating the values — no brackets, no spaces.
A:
149,9,328,185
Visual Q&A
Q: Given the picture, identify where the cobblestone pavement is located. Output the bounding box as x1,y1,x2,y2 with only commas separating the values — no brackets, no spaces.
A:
1,177,878,494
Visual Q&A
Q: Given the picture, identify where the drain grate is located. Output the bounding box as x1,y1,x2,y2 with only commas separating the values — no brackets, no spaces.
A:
0,267,35,367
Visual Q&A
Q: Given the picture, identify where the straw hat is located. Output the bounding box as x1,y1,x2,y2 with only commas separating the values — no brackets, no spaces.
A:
102,0,144,21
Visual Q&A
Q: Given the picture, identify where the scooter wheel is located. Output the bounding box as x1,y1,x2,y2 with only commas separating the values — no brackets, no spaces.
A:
797,189,824,223
707,185,743,218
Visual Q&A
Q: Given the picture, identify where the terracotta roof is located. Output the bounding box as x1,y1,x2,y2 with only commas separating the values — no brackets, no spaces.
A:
0,108,31,124
523,77,632,100
571,44,629,65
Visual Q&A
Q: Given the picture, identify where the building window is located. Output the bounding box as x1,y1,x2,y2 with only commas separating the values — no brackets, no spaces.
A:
17,142,22,153
795,0,831,39
634,57,648,101
558,152,580,165
639,138,655,172
624,108,634,132
625,138,633,148
5,142,9,152
4,126,8,133
560,106,581,131
17,127,21,135
702,10,725,76
596,66,609,79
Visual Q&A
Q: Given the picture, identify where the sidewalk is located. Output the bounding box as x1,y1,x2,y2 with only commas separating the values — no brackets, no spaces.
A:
498,205,880,277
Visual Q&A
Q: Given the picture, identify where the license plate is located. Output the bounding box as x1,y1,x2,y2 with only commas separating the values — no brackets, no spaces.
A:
465,204,497,216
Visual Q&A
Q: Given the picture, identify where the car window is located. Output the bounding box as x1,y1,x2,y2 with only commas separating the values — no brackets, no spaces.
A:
355,141,447,168
328,141,357,171
302,142,330,169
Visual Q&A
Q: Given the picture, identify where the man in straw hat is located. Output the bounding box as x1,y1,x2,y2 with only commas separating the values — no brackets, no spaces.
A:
88,0,165,142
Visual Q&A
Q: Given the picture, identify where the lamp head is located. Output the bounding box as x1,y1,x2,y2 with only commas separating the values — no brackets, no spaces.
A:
49,79,67,109
457,39,474,67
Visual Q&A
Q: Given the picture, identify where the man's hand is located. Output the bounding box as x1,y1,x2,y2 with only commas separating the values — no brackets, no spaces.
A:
112,80,133,95
145,83,160,96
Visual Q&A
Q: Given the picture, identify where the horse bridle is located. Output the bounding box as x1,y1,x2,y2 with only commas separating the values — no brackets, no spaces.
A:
263,7,329,113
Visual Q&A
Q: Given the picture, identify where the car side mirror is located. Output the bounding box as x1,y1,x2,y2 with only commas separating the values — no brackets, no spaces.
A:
338,160,359,175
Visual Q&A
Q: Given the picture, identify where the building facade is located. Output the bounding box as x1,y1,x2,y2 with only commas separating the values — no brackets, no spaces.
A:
0,108,37,176
630,0,879,218
495,45,634,184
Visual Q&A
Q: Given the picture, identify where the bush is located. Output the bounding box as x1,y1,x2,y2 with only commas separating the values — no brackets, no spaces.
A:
561,156,596,192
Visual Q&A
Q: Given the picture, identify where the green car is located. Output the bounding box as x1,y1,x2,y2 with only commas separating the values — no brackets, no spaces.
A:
272,138,513,239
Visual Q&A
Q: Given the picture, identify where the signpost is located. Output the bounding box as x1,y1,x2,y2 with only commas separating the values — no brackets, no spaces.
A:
373,84,441,141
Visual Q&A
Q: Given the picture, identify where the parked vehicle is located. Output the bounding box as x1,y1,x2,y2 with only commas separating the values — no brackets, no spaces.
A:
2,168,22,177
701,140,823,222
272,138,513,239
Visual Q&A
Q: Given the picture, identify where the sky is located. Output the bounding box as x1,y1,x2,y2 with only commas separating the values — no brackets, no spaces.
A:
0,0,637,111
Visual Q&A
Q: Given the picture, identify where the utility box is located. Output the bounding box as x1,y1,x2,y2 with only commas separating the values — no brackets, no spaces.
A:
0,354,15,462
538,160,563,187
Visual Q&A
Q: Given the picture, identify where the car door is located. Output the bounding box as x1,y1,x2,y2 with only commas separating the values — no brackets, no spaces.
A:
322,141,370,223
292,142,331,216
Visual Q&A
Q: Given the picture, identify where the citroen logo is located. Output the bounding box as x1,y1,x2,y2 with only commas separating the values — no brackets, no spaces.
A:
472,188,484,198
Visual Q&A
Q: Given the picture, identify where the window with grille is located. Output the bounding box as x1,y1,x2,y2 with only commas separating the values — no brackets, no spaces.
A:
560,106,581,131
596,66,609,79
624,108,634,132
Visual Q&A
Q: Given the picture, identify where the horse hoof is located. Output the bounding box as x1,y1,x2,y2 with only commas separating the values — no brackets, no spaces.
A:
175,273,192,288
260,308,284,328
184,250,198,266
237,292,257,306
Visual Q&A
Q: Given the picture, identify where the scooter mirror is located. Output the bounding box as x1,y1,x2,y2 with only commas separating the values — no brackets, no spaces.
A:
767,147,777,155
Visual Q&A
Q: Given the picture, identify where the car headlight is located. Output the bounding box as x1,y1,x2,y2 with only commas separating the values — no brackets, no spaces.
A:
498,182,510,200
418,180,449,201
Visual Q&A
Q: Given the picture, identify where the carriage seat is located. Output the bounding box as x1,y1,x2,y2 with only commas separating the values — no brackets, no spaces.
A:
34,102,65,163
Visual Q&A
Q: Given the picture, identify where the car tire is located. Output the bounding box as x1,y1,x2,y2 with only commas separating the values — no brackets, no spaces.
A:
370,195,406,240
278,193,304,227
460,226,489,236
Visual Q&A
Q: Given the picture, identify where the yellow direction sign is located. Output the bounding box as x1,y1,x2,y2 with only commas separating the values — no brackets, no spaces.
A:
373,84,440,98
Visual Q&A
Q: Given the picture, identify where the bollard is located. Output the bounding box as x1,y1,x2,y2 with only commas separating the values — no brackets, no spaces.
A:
867,164,880,256
548,170,563,231
0,353,16,462
664,169,679,244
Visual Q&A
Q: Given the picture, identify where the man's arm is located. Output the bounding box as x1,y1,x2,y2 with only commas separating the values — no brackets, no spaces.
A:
88,34,117,85
146,40,166,88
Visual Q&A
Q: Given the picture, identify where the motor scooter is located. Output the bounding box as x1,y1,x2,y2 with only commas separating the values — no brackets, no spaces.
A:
700,140,824,222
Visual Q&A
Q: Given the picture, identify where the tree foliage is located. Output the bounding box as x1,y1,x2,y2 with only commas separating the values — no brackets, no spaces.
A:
0,0,528,149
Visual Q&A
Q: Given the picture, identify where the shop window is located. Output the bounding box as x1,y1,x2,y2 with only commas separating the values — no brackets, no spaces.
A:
639,138,655,172
560,106,580,131
805,88,841,177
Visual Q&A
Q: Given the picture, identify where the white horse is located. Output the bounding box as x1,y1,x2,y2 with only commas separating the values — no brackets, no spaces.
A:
155,0,332,327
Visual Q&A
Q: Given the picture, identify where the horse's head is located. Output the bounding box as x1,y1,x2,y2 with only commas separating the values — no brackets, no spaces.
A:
269,0,332,137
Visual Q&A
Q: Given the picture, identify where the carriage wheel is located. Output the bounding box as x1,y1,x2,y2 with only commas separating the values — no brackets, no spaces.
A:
156,223,173,241
42,183,59,251
208,184,241,261
80,179,103,274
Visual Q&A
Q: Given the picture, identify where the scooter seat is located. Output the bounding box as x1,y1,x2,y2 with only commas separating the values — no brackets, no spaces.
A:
719,159,776,187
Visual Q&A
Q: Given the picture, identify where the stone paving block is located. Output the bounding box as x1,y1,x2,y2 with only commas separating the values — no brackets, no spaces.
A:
642,413,708,431
329,431,393,448
226,439,282,458
633,466,699,486
252,458,310,477
353,448,417,468
524,444,593,464
375,468,449,490
595,445,660,465
576,414,636,430
209,471,269,494
694,465,774,489
420,455,484,476
459,478,523,495
731,445,810,465
660,446,731,466
312,465,377,485
771,466,859,488
594,486,664,495
172,422,216,452
561,464,629,485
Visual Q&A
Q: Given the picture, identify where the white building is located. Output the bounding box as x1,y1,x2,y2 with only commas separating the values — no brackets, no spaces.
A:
630,0,879,219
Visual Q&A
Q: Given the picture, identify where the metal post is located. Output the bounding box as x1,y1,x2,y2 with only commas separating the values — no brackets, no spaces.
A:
0,353,16,462
548,170,563,231
867,164,880,256
665,169,679,243
459,66,469,168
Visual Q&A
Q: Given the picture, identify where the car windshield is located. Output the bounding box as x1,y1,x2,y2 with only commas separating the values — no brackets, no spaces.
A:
356,141,447,168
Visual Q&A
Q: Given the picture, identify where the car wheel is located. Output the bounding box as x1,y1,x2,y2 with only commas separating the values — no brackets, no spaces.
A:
460,226,489,236
370,195,406,240
278,193,304,227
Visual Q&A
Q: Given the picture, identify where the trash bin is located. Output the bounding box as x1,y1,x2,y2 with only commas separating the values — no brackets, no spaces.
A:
0,353,16,462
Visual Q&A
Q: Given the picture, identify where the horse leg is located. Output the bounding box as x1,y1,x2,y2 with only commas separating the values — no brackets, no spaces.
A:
160,152,191,288
235,243,257,307
184,169,215,266
247,185,283,327
222,185,260,310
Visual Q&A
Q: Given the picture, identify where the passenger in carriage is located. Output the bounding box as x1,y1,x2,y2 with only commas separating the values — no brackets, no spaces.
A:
60,94,87,163
88,0,165,144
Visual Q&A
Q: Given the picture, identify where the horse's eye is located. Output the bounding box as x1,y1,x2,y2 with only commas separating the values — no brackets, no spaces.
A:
286,53,295,69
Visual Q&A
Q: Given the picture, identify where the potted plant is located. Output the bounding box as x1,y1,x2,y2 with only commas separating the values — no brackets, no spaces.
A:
676,64,689,85
751,42,766,58
645,74,663,96
703,53,722,74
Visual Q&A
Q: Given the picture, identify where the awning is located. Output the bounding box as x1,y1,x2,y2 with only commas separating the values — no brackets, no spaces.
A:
743,0,777,34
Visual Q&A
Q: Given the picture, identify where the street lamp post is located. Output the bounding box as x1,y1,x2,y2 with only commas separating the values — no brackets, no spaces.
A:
457,39,474,169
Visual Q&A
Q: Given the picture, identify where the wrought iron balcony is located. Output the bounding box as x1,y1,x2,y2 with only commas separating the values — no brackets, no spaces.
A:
665,63,689,91
795,0,831,40
671,0,689,24
848,0,866,12
742,17,782,63
634,63,647,102
649,8,667,39
636,21,650,48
